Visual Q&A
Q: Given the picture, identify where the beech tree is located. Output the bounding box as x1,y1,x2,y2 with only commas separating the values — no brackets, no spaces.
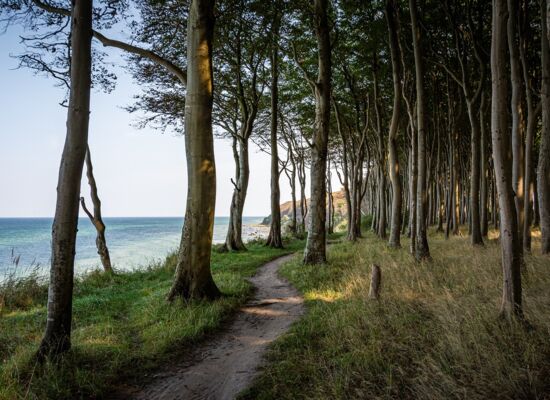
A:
80,145,112,273
38,0,94,358
265,1,283,249
491,0,522,318
539,0,550,255
386,0,403,248
167,0,219,300
296,0,331,264
409,0,430,261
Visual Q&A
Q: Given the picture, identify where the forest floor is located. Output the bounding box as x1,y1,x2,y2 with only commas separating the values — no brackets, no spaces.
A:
117,253,304,400
242,227,550,400
0,238,305,400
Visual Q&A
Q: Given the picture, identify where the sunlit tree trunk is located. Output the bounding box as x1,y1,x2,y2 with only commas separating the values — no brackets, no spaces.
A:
167,0,220,301
38,0,93,359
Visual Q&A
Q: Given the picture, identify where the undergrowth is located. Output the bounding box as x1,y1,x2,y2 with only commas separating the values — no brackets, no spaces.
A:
243,228,550,400
0,238,304,400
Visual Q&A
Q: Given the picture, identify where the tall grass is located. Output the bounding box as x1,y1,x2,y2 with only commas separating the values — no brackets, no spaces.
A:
0,239,304,400
0,252,47,314
244,228,550,400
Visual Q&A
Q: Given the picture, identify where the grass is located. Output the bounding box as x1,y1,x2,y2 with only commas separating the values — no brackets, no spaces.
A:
0,238,304,400
243,228,550,400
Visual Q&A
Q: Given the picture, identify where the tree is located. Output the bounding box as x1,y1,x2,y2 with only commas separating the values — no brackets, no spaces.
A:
80,145,112,273
167,0,220,301
38,0,93,358
386,0,403,248
266,2,283,248
539,0,550,255
302,0,331,264
491,0,522,318
409,0,430,261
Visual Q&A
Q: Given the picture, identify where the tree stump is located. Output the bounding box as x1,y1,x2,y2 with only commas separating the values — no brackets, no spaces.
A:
368,264,381,300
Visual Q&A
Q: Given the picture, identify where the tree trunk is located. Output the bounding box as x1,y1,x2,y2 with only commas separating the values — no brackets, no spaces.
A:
167,0,220,301
467,100,484,245
38,0,93,359
410,0,430,260
480,91,489,236
539,0,550,254
266,9,283,248
304,0,331,265
491,0,523,318
80,145,112,272
508,0,526,253
224,139,249,251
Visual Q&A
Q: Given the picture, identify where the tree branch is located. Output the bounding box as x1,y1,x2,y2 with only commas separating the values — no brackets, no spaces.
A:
31,0,187,85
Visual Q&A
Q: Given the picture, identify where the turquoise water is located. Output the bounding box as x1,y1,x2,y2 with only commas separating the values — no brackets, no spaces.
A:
0,216,267,278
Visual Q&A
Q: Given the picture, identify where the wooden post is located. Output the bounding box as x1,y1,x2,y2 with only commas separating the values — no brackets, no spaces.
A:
369,264,382,300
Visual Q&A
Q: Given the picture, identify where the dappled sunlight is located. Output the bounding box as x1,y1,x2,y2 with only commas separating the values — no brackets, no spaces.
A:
304,289,343,303
199,159,215,174
242,307,288,317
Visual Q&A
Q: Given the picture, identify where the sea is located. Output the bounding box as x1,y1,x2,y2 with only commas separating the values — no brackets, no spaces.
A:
0,216,268,280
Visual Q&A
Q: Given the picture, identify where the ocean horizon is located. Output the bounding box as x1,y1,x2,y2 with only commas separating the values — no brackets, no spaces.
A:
0,216,268,279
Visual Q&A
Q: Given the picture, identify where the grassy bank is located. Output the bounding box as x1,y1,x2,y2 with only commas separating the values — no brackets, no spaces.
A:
244,229,550,400
0,238,304,399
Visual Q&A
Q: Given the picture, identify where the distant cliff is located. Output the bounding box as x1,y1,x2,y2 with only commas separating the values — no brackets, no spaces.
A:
262,189,348,225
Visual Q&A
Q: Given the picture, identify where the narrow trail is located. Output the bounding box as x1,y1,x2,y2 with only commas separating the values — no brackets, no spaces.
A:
120,253,304,400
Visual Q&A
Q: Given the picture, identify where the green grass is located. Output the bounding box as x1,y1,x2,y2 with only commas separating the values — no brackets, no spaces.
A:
0,238,304,400
243,228,550,400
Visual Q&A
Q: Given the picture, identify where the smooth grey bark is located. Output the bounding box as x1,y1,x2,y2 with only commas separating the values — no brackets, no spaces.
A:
508,0,526,251
224,138,249,251
38,0,93,358
409,0,430,260
303,0,331,265
80,145,112,273
167,0,220,301
223,20,261,252
266,9,283,249
387,0,402,248
539,0,550,254
480,91,489,236
491,0,523,318
281,120,298,236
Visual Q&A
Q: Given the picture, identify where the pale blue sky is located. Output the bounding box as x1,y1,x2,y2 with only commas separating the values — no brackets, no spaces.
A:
0,26,316,218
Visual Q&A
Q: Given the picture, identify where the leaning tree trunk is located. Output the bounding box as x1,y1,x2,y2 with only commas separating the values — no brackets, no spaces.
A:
266,9,283,249
491,0,522,319
539,0,550,254
167,0,220,301
387,0,402,248
304,0,331,265
38,0,93,359
80,145,112,272
409,0,430,260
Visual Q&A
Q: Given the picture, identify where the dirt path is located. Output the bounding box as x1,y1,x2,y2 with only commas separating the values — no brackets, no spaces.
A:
125,253,304,400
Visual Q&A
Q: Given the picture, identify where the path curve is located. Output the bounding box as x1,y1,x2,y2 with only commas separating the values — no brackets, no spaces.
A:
125,253,303,400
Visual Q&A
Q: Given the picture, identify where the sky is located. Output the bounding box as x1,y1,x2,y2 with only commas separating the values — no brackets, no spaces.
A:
0,25,270,218
0,25,339,218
